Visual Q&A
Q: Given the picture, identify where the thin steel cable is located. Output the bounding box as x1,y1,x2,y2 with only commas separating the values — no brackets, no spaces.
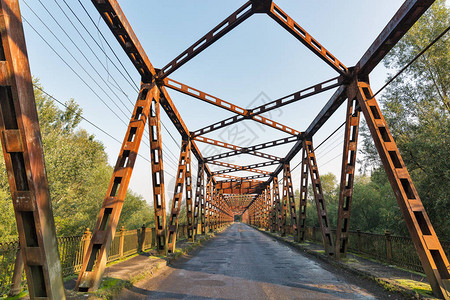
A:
371,24,450,99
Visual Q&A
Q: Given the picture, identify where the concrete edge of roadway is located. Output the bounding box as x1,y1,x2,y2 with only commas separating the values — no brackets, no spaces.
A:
63,224,232,300
250,225,438,300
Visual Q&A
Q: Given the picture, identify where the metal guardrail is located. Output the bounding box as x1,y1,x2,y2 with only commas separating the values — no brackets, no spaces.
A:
0,224,196,296
303,227,450,273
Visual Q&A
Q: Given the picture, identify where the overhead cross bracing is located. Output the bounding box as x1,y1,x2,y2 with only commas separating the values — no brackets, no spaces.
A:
0,0,449,299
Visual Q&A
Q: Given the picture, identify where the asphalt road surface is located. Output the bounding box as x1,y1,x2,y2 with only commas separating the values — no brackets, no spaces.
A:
119,223,396,299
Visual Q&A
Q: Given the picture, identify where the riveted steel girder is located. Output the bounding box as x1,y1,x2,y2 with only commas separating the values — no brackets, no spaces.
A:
356,81,449,299
0,0,65,297
75,84,159,292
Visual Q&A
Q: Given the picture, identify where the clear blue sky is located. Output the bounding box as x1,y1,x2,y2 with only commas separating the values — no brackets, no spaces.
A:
19,0,406,204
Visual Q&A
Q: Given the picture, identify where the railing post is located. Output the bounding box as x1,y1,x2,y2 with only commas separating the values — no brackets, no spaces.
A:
119,226,125,258
357,229,362,253
9,248,24,296
83,228,92,258
152,227,156,247
139,225,146,253
385,230,392,262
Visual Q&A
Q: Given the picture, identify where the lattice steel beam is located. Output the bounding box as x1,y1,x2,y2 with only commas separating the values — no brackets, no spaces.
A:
75,84,159,292
167,140,190,253
335,84,361,258
304,139,335,256
158,1,253,79
191,77,339,138
0,1,65,297
203,136,300,162
162,78,301,136
209,160,279,175
297,148,309,242
193,163,205,239
185,143,194,241
196,136,284,162
92,0,157,80
355,0,435,78
267,2,348,75
216,174,269,181
356,81,449,299
283,163,297,237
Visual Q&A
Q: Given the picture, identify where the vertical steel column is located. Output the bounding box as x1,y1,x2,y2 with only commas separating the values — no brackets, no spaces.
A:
192,163,204,238
297,148,309,242
303,139,335,256
75,84,157,291
283,163,297,237
266,185,271,230
0,0,65,297
200,175,207,234
270,181,277,232
205,177,212,233
185,144,194,242
335,86,361,258
167,140,190,253
149,93,167,255
356,81,450,298
272,177,283,233
209,187,215,232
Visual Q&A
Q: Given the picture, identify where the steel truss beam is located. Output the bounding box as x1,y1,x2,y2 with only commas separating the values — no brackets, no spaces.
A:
210,161,271,175
205,176,212,233
201,175,207,235
209,160,278,170
192,77,341,137
355,0,435,78
0,1,65,297
162,78,301,136
91,0,156,80
193,163,205,239
75,84,158,291
356,81,449,298
216,180,262,194
203,136,300,162
297,148,309,242
195,136,283,161
303,139,334,256
335,85,361,258
271,177,283,233
216,174,268,181
148,93,168,255
159,1,253,79
283,163,297,237
185,142,194,242
267,2,348,75
167,140,190,253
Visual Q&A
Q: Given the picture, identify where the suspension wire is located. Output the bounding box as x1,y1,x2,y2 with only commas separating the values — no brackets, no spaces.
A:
23,0,131,117
291,121,346,172
51,0,137,100
371,24,450,99
59,0,139,94
76,0,138,90
22,16,129,126
22,7,182,169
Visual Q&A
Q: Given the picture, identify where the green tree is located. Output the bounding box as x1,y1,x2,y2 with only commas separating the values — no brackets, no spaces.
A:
359,0,449,239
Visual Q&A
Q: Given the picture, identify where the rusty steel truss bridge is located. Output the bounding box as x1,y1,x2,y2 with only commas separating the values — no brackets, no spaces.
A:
0,0,448,299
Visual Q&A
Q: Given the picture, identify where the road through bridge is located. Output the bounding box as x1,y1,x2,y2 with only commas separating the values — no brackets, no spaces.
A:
0,0,448,299
119,223,391,300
